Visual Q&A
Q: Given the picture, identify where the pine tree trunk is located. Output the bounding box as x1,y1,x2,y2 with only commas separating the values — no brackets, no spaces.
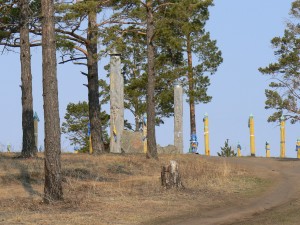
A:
187,34,196,136
19,0,37,157
42,0,63,203
146,0,158,159
134,113,139,132
87,7,104,154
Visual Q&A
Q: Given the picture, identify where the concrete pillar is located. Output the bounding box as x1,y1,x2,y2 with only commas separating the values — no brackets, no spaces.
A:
203,113,210,156
266,141,270,158
110,51,124,153
248,114,256,157
296,139,300,159
174,82,183,154
33,112,39,150
280,116,286,158
237,143,242,157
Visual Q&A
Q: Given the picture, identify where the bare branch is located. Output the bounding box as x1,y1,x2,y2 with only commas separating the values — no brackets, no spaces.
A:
273,77,300,99
81,71,88,76
73,46,88,56
58,56,87,64
74,62,87,66
0,42,41,47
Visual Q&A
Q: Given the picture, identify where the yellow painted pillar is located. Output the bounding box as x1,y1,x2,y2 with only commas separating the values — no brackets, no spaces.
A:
280,116,286,158
203,113,210,156
88,122,93,154
266,141,270,158
296,139,300,159
89,135,93,154
248,114,256,157
143,115,147,154
237,143,242,157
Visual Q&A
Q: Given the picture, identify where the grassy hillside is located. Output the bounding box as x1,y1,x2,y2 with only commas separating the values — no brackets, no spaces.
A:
0,153,266,224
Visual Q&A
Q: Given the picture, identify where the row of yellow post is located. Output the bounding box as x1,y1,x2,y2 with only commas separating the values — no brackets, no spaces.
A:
246,114,300,158
83,113,300,158
202,114,300,158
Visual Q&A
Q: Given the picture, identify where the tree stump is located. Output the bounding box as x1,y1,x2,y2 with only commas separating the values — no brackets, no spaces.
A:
161,160,184,189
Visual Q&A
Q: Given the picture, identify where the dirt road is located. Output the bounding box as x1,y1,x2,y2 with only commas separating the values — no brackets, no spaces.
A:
173,157,300,225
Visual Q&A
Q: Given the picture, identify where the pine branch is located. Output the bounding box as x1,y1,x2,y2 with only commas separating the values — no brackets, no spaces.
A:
59,56,87,64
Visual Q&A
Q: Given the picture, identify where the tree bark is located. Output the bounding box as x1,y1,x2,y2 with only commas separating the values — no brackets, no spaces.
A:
87,7,104,154
42,0,63,203
146,0,158,159
187,33,196,136
19,0,37,157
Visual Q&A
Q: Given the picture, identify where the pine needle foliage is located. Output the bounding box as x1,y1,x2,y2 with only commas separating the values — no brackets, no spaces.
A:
218,139,237,157
259,0,300,124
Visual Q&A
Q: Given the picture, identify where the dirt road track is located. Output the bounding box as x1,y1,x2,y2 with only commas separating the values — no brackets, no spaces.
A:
174,157,300,225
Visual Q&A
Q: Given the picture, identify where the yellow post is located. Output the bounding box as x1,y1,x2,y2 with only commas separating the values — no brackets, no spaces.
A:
143,115,147,154
203,113,210,156
296,139,300,159
88,122,93,154
248,114,256,157
280,116,286,158
89,135,93,154
266,141,270,158
237,143,242,157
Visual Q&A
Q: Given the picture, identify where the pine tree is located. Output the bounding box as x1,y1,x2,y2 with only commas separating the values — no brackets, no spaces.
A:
174,0,223,137
259,1,300,124
0,0,40,158
42,0,63,202
54,0,117,153
61,101,109,152
19,0,37,157
217,139,237,157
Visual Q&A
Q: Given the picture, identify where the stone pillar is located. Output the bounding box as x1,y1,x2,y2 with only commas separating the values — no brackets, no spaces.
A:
203,113,210,156
110,51,124,153
248,114,256,157
174,82,183,154
33,112,39,150
280,116,286,158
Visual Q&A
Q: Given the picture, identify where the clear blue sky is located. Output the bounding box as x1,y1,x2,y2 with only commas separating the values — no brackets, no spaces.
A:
0,0,298,157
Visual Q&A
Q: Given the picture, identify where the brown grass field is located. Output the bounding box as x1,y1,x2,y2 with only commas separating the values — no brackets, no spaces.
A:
0,153,269,225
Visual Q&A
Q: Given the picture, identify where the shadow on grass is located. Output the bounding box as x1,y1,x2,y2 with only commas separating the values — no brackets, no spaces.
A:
0,153,42,197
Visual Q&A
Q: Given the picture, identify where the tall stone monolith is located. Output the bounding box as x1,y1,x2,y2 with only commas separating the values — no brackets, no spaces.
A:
174,82,183,154
110,51,124,153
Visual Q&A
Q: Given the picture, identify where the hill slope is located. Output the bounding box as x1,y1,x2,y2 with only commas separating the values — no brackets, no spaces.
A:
0,153,298,224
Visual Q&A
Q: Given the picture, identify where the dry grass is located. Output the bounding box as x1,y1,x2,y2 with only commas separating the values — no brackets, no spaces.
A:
0,153,264,225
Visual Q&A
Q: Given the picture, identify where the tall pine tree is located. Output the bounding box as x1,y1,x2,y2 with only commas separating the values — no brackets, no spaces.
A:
42,0,63,202
259,1,300,123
